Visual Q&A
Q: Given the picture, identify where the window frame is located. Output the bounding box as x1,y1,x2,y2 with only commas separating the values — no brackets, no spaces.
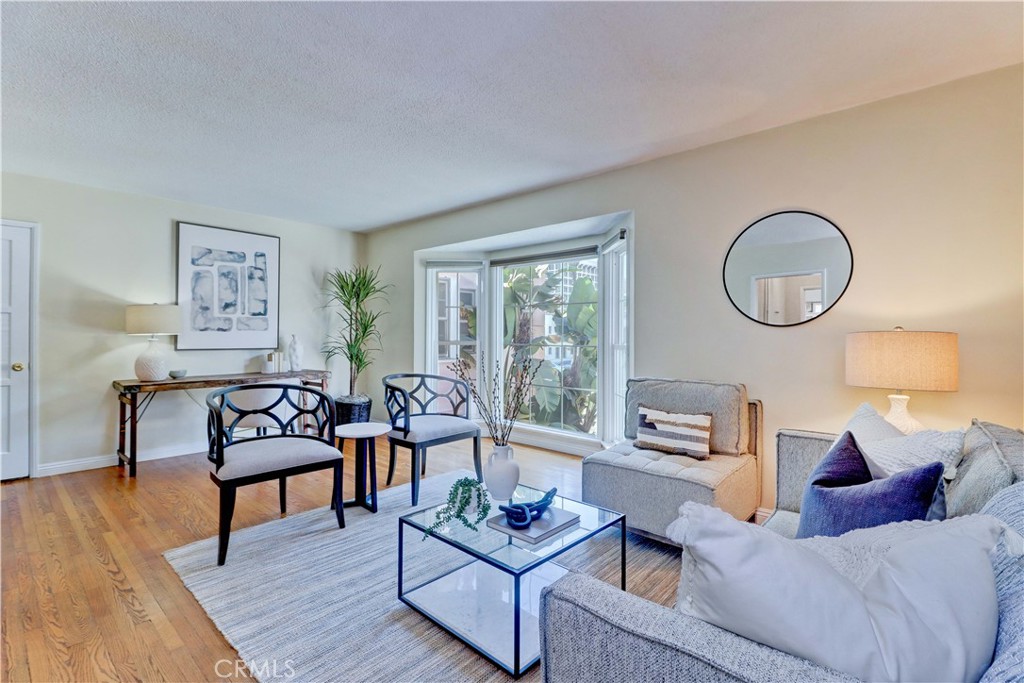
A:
419,219,633,455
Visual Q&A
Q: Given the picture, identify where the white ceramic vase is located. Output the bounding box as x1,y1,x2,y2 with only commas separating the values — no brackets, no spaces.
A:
483,444,520,501
286,334,303,371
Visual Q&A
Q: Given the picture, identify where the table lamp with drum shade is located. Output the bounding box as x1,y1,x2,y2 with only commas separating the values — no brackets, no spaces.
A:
125,304,181,381
845,327,958,434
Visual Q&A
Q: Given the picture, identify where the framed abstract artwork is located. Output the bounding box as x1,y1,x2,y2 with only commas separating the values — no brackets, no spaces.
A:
175,222,280,350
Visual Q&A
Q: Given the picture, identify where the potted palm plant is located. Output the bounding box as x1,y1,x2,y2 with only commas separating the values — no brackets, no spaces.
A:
323,265,391,424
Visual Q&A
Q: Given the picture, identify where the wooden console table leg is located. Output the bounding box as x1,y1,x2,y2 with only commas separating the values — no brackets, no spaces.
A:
117,394,127,469
128,392,138,477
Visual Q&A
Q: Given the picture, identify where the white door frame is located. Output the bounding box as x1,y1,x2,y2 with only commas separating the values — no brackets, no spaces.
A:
2,219,40,478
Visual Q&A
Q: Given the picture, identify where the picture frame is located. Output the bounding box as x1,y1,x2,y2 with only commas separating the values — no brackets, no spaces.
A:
175,221,280,350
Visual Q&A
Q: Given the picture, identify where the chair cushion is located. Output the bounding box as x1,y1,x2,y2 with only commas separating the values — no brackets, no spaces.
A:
212,436,341,481
389,414,479,443
582,442,759,536
624,378,748,455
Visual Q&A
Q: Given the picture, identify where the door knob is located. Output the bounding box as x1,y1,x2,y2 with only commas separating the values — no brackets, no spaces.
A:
11,363,24,372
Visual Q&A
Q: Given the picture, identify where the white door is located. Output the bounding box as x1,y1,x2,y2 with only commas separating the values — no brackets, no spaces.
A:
1,221,32,480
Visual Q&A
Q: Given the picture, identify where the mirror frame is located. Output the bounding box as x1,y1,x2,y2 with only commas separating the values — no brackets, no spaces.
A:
722,210,853,327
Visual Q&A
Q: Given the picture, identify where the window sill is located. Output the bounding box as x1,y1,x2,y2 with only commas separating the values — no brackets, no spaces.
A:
477,422,607,458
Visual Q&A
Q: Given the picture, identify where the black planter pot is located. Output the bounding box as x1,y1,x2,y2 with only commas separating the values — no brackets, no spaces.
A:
336,398,372,425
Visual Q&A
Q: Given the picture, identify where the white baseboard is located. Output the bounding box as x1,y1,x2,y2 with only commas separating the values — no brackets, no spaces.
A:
754,507,774,525
35,440,208,477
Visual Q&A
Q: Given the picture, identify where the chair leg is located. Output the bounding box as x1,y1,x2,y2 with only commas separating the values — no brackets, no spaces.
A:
279,477,287,515
333,461,346,529
410,447,421,506
217,485,237,566
386,441,397,486
421,448,427,476
473,435,482,482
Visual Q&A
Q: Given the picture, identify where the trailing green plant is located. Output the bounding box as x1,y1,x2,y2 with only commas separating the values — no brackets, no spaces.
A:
425,477,491,537
322,265,391,397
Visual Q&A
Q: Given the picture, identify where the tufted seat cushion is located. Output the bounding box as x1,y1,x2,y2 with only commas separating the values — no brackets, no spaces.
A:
389,414,479,443
211,436,342,481
583,441,758,539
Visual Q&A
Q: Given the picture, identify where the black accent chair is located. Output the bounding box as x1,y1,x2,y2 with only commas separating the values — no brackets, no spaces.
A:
382,373,482,505
207,383,344,565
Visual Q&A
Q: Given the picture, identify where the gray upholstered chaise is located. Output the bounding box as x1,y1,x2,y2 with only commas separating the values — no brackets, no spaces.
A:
582,378,763,541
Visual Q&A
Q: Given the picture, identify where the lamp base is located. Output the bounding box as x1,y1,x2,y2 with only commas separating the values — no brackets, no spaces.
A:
883,394,924,435
135,338,169,381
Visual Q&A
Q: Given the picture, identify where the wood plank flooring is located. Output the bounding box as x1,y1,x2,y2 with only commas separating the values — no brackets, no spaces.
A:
1,440,597,682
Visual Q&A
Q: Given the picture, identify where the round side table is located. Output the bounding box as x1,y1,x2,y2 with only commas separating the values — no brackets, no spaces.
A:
333,421,391,513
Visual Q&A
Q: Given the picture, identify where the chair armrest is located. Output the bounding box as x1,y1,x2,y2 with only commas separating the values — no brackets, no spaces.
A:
540,572,855,683
774,429,837,514
382,379,412,434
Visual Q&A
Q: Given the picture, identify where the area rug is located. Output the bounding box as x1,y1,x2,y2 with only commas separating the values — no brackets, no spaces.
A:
165,471,678,682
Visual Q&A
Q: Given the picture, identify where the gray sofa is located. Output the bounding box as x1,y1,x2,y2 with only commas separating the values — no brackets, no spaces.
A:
542,423,1023,683
582,378,763,541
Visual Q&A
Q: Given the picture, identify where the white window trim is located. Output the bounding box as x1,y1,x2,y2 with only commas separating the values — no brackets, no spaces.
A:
416,212,634,456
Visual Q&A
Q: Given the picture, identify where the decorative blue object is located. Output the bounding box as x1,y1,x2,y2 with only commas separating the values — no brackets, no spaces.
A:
500,487,559,529
528,487,557,519
796,431,946,539
501,503,533,529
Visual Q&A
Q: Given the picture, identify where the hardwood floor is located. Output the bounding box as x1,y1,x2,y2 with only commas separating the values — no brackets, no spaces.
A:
1,440,584,682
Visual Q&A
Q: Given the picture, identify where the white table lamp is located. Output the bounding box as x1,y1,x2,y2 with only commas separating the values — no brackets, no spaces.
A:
845,327,958,434
125,304,181,381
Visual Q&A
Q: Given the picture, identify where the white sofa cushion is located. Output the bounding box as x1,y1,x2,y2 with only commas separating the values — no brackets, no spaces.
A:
667,502,1004,683
861,429,966,480
840,403,965,479
389,414,479,442
212,436,341,480
842,402,904,443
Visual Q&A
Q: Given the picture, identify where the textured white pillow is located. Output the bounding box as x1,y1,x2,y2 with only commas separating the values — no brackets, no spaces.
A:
861,428,966,480
843,402,905,443
840,403,966,479
666,503,1001,683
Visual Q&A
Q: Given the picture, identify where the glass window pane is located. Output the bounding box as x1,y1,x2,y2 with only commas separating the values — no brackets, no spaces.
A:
499,255,602,437
563,389,598,435
457,305,476,342
562,347,598,390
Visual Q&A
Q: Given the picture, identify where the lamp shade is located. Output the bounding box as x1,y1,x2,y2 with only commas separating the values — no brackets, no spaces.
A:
125,304,181,335
845,329,958,392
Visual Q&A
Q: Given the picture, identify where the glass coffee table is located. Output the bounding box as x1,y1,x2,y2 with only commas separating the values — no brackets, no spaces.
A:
398,484,625,677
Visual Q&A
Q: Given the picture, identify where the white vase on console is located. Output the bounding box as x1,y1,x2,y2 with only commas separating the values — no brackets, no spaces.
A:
286,334,303,371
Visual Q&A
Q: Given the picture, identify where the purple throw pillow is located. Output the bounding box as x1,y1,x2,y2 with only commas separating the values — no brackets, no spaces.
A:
796,431,946,539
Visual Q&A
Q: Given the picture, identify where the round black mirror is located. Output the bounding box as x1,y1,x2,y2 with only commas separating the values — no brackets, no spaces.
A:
723,211,852,326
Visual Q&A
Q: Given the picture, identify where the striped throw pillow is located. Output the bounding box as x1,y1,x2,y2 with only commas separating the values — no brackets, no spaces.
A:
634,405,712,459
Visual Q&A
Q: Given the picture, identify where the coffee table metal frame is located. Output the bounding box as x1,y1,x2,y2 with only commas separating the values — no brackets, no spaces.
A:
397,485,625,677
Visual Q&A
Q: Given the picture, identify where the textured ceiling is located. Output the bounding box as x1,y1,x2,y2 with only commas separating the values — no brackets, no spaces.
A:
2,2,1021,232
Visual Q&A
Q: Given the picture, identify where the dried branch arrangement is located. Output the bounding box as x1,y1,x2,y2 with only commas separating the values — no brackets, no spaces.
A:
453,352,541,446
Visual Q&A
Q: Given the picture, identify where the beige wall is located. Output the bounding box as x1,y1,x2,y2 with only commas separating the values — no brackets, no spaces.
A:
364,65,1024,509
1,173,359,472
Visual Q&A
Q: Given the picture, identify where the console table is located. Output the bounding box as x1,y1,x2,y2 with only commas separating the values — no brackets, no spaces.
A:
112,370,331,478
